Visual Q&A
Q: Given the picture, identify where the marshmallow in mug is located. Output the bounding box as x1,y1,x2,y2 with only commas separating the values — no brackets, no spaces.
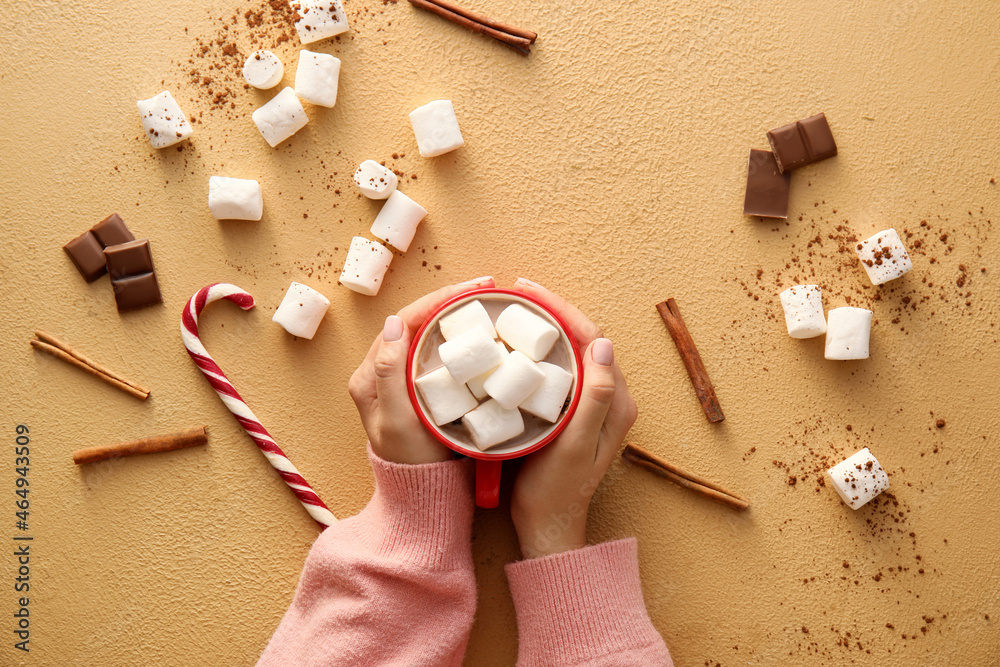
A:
370,191,427,252
439,300,496,341
467,341,509,399
484,350,546,410
439,325,506,384
414,366,479,426
252,87,308,147
137,91,193,149
243,50,284,89
519,362,574,423
826,447,889,509
295,50,341,107
339,236,393,296
824,307,872,360
779,285,826,338
272,281,331,339
353,160,398,200
856,228,913,285
496,304,559,361
409,100,465,157
208,176,263,221
293,0,350,44
462,399,525,451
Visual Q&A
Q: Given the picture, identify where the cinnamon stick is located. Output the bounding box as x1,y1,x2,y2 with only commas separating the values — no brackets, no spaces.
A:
655,299,724,423
35,330,150,395
408,0,533,54
30,339,150,401
73,426,208,465
622,443,748,511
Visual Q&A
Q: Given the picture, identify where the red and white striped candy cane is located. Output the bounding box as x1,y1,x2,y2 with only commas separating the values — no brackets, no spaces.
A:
181,283,336,529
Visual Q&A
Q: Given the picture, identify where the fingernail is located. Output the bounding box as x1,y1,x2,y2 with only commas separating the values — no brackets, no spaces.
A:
383,315,403,342
515,277,544,289
462,275,493,286
592,338,613,366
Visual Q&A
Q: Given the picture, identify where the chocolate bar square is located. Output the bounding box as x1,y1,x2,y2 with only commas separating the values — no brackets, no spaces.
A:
63,231,107,282
743,149,791,219
766,113,837,173
111,272,162,311
91,213,135,247
104,239,154,280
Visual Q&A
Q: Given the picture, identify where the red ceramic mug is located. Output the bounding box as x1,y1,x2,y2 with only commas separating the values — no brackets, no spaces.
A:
406,288,584,508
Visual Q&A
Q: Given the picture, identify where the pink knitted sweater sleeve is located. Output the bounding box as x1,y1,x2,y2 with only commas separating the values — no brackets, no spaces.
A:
506,538,674,666
256,450,477,667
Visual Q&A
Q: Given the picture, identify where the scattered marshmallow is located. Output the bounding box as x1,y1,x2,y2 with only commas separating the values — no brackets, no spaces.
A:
856,228,912,285
409,100,465,157
779,285,826,339
484,351,546,410
242,50,283,89
439,326,506,384
208,176,263,221
353,160,398,200
462,399,525,451
136,91,193,149
415,366,479,425
824,307,872,360
439,300,496,341
467,342,508,399
272,281,330,339
339,236,393,296
294,50,341,107
293,0,350,44
370,190,427,252
495,304,559,361
826,447,889,510
519,362,574,423
252,87,308,147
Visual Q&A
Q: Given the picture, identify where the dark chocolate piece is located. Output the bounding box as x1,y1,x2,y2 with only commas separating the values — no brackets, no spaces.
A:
111,272,162,311
91,213,135,247
104,239,154,280
766,113,837,173
743,149,791,219
63,231,107,282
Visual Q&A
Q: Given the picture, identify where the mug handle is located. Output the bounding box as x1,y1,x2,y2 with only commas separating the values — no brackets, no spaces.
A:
475,459,502,508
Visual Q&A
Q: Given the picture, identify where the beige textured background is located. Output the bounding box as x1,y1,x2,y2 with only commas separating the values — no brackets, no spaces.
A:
1,0,998,664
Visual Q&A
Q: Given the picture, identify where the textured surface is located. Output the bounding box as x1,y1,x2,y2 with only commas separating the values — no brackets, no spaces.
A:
1,0,998,664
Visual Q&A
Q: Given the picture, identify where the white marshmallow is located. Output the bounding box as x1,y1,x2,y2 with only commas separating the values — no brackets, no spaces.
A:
370,190,427,252
293,0,350,44
415,366,479,426
826,447,889,510
252,87,308,147
519,362,574,423
467,342,509,399
136,91,193,149
272,281,330,339
208,176,263,221
825,307,873,360
779,285,826,339
439,300,496,341
856,228,913,285
483,351,546,410
409,100,465,157
353,160,398,200
462,399,525,451
242,50,283,89
294,50,341,107
339,236,393,296
495,304,560,361
439,326,506,384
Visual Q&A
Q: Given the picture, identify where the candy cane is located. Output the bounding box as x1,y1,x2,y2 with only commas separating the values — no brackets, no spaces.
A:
181,283,336,529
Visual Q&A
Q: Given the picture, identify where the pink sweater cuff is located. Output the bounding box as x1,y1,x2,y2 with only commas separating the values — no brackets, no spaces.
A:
351,447,474,571
505,538,668,665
